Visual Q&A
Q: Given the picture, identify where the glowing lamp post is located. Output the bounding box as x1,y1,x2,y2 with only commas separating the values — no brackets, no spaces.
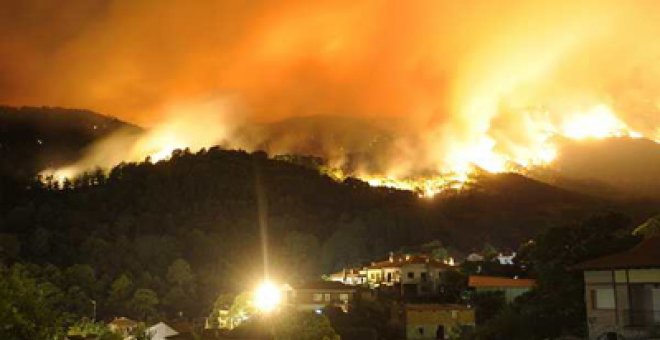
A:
254,281,281,313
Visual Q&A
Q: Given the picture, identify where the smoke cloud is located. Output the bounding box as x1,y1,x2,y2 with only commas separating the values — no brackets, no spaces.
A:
3,1,660,186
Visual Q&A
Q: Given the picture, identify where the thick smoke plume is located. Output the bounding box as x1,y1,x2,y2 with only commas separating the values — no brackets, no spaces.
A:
3,1,660,190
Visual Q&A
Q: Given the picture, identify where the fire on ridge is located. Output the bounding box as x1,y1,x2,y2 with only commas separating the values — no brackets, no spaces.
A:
40,102,651,199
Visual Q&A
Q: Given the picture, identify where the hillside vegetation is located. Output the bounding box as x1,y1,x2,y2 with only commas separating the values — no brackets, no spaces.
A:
0,107,656,327
0,145,638,321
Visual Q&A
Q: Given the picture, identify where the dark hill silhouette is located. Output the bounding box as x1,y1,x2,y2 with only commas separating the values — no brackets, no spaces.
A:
1,146,656,321
0,148,625,273
0,105,139,179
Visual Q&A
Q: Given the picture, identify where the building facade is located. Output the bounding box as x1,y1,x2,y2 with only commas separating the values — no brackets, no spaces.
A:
330,253,452,296
288,281,357,312
574,236,660,340
405,304,475,340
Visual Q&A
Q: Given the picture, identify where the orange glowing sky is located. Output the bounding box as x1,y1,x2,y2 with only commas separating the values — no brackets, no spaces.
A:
1,1,657,128
4,1,660,195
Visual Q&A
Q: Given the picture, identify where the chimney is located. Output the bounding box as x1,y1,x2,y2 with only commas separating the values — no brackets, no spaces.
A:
389,251,394,263
405,254,411,261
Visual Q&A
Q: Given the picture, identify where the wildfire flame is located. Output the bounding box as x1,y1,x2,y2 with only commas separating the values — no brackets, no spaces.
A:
40,101,655,198
357,104,647,198
28,2,660,195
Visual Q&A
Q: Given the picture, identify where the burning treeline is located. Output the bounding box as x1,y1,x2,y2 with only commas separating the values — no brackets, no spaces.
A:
9,1,660,196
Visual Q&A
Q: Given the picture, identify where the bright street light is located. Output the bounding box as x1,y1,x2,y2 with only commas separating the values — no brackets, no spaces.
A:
254,281,281,313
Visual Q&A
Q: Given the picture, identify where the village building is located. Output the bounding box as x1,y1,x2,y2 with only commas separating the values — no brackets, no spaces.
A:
573,236,660,340
398,255,449,296
331,252,452,297
288,281,358,312
468,275,536,303
328,268,366,285
404,304,475,340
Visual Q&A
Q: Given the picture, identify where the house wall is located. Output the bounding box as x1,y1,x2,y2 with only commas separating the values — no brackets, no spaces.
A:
405,309,475,340
583,269,660,340
366,268,383,285
400,264,429,284
585,269,660,284
626,269,660,283
400,264,444,295
383,267,401,285
290,289,355,311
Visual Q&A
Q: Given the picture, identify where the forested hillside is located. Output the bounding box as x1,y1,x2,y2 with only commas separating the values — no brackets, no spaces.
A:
0,106,656,325
2,145,649,323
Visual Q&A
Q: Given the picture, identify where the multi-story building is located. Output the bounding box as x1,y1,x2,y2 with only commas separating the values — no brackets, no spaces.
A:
574,236,660,340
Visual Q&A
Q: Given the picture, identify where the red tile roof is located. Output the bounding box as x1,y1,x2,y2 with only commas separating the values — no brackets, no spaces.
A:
572,236,660,270
468,275,536,288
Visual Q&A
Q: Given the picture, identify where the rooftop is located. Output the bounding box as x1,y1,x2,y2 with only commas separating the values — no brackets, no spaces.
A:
366,255,449,269
572,236,660,270
468,275,536,288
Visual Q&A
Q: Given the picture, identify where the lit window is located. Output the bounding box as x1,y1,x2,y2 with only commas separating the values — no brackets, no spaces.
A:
339,293,349,302
313,293,323,302
593,288,615,309
324,294,331,302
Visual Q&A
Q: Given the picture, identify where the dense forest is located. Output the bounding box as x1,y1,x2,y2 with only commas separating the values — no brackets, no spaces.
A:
0,145,651,320
0,107,657,337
